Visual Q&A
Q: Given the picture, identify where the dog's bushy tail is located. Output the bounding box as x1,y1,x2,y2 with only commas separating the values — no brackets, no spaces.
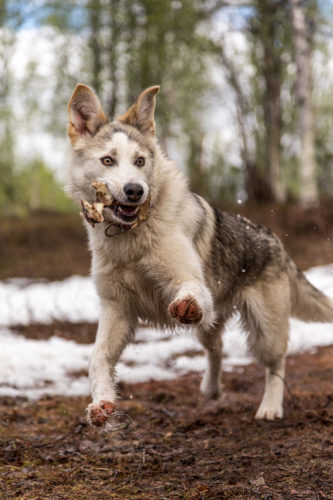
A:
288,259,333,323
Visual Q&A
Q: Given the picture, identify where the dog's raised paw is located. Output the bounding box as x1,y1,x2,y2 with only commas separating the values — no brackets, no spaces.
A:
168,296,202,324
87,400,116,426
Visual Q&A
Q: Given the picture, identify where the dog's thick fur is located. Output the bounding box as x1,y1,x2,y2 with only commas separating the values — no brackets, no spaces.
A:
67,84,333,424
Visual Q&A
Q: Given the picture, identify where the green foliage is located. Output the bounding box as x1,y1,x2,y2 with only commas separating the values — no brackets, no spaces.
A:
0,156,16,214
39,0,217,202
118,0,215,193
0,0,332,212
17,159,76,214
0,157,75,216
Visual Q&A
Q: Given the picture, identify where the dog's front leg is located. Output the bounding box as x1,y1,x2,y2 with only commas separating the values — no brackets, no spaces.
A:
157,237,215,329
87,299,134,426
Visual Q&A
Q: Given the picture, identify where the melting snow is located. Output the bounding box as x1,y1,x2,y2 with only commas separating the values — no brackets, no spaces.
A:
0,265,332,399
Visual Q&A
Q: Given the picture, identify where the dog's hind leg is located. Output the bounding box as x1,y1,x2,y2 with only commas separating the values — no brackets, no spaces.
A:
240,275,290,420
197,320,224,400
87,299,135,426
255,356,286,420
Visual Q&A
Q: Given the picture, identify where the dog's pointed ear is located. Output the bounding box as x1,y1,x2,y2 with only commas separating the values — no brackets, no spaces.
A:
117,85,160,135
68,84,107,144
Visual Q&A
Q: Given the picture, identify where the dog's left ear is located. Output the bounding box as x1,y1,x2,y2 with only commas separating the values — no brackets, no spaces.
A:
118,86,160,135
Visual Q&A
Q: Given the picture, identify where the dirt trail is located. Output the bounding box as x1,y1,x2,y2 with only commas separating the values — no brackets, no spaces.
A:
1,344,332,499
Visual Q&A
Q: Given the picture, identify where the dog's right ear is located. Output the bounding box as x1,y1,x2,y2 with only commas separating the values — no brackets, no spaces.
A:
67,84,107,144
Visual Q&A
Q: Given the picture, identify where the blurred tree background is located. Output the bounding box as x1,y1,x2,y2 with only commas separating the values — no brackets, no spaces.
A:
0,0,332,215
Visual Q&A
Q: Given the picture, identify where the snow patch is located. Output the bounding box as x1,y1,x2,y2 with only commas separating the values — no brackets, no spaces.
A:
0,265,332,398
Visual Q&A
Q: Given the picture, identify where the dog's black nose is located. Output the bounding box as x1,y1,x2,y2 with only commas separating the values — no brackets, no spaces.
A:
124,183,144,202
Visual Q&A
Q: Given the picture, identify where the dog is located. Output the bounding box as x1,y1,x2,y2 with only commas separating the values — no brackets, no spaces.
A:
66,84,333,425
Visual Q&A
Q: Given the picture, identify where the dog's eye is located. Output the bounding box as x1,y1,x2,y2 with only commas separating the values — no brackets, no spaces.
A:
101,156,114,166
135,157,145,168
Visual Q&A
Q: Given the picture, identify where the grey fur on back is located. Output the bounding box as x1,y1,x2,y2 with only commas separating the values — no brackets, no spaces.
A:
207,207,333,324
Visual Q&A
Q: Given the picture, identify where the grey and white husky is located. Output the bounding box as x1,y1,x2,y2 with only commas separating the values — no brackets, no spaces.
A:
67,84,333,425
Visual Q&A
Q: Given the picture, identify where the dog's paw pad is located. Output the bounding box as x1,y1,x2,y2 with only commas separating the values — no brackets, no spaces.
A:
168,296,202,324
87,400,116,426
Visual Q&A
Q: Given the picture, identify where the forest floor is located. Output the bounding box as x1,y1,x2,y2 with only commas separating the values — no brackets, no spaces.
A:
0,345,332,499
0,201,333,499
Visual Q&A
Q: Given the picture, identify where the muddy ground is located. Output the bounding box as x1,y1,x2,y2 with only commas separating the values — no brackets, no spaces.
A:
0,203,333,499
0,344,332,499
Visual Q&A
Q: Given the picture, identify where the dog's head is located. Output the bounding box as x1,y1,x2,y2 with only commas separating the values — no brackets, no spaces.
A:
67,84,159,227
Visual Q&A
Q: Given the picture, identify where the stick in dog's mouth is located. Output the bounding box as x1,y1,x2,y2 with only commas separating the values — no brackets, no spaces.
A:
80,181,151,230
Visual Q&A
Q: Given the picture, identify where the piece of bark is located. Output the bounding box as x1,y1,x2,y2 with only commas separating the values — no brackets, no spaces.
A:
80,200,104,227
130,195,151,229
81,182,151,229
91,181,115,206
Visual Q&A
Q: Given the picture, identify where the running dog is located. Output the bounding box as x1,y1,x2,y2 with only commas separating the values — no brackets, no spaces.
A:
66,84,333,425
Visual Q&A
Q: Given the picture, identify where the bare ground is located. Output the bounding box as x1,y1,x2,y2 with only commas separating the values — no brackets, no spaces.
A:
0,343,333,499
1,204,333,499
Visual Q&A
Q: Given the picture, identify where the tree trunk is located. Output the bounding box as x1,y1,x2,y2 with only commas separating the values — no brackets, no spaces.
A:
108,0,118,117
261,1,286,203
88,0,102,95
263,62,285,203
187,132,205,197
289,0,318,204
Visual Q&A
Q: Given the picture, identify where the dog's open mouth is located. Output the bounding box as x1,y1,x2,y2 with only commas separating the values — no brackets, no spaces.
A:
108,204,140,224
